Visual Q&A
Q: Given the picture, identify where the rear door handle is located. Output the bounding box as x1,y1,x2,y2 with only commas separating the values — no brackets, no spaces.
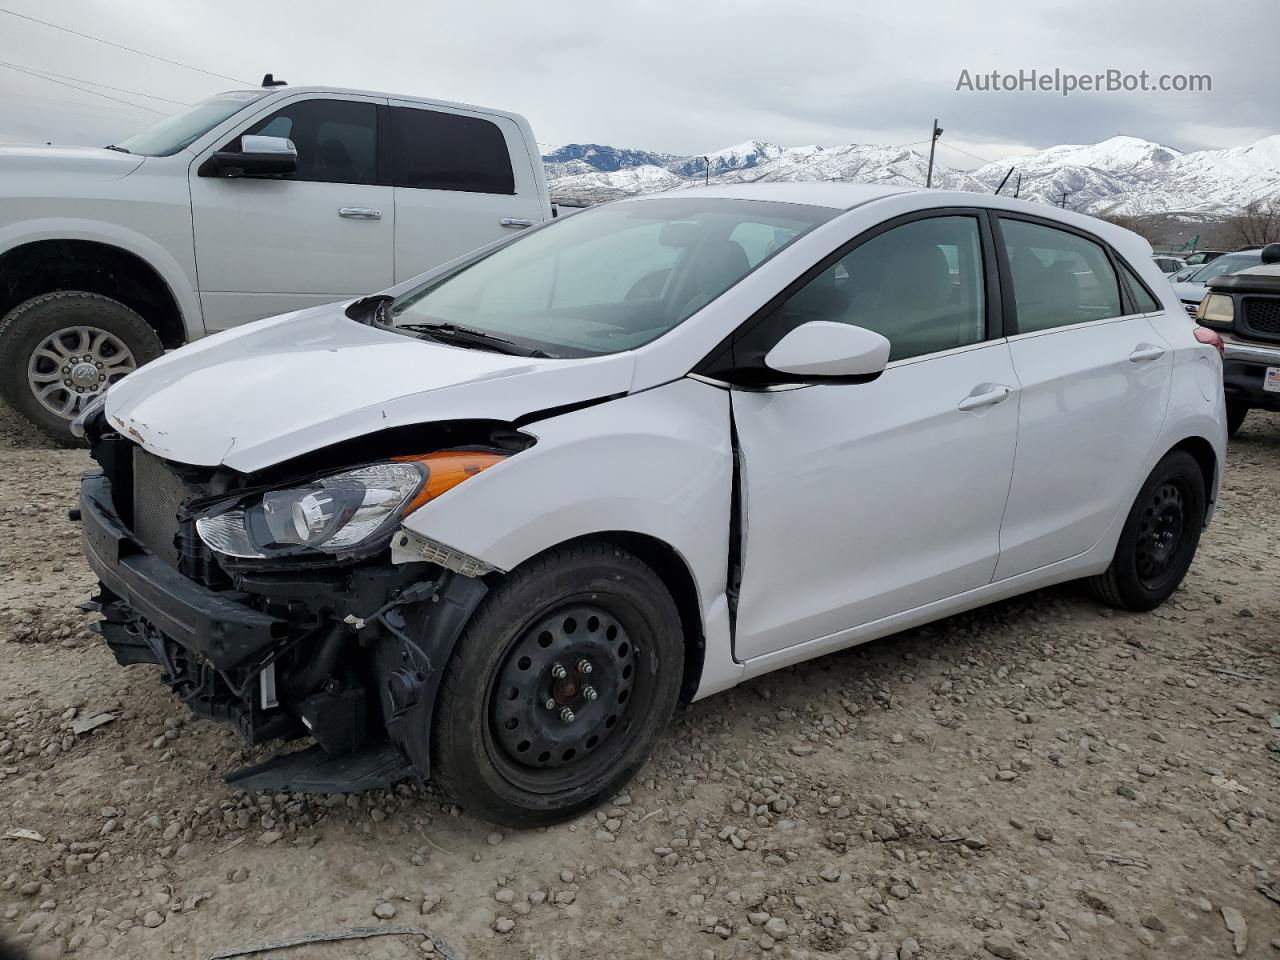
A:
339,207,382,220
1129,344,1166,362
957,384,1014,412
500,218,535,229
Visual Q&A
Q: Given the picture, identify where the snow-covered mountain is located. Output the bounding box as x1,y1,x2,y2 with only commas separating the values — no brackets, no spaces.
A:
544,133,1280,216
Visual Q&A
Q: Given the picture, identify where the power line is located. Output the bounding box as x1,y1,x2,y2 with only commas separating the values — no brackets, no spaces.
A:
6,61,190,106
0,60,165,114
936,141,997,166
0,6,251,85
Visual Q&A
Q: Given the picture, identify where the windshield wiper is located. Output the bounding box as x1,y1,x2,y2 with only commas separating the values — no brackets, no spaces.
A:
103,144,131,154
398,322,554,358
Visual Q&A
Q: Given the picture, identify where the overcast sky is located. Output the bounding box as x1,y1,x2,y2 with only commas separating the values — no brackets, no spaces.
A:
0,0,1273,167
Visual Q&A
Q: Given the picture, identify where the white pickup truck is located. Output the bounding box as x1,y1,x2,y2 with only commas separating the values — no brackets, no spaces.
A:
0,81,553,440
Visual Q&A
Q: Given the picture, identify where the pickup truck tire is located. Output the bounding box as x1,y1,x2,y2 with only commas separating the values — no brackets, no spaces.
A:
1226,401,1249,438
0,291,163,445
423,541,683,827
1088,450,1205,612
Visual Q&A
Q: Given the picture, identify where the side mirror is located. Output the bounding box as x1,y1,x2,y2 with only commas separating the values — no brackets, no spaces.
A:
1262,243,1280,265
200,135,297,178
764,321,890,380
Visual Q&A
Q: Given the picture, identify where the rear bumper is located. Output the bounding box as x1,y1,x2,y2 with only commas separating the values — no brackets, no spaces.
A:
80,470,287,670
1221,336,1280,410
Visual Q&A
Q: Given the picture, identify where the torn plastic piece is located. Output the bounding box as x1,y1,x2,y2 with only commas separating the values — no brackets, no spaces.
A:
223,741,413,794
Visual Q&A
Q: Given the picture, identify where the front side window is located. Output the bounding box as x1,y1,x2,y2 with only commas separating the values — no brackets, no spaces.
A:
1000,219,1123,333
241,99,377,185
390,198,836,357
744,215,988,364
115,91,266,157
389,107,515,194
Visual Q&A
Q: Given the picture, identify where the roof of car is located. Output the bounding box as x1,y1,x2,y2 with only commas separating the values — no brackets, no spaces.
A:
661,183,917,210
252,85,531,123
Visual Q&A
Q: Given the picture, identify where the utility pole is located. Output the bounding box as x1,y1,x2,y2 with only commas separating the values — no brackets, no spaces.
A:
1059,190,1070,209
703,156,710,186
925,119,943,188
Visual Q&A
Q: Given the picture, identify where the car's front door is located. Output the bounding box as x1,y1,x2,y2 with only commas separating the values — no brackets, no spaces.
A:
729,212,1020,661
991,216,1173,580
189,94,394,331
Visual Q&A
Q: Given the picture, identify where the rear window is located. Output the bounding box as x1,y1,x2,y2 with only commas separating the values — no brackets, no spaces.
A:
389,106,515,195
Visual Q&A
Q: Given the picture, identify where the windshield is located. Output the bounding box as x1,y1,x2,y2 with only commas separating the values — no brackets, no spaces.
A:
115,91,268,157
390,198,836,357
1187,252,1260,283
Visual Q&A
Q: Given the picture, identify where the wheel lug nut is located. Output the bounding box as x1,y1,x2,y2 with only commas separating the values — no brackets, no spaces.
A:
62,366,69,373
543,698,555,710
75,387,84,394
577,659,593,674
550,663,566,679
559,707,575,723
583,685,598,701
64,380,72,386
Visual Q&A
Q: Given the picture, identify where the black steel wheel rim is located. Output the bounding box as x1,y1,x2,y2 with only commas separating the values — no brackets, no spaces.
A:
1135,480,1189,586
485,601,648,793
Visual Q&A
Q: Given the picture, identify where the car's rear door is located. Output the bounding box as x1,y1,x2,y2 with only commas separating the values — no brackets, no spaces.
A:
386,102,546,283
730,211,1021,660
991,214,1173,581
189,93,394,330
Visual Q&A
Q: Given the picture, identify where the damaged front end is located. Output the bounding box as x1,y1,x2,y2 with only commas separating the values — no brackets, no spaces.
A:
76,411,525,792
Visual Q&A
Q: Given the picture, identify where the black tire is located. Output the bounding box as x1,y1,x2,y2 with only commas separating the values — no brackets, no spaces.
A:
418,540,684,827
0,291,164,445
1088,450,1206,612
1226,401,1249,438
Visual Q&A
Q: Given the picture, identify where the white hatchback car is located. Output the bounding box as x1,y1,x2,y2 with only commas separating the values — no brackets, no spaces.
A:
77,184,1227,825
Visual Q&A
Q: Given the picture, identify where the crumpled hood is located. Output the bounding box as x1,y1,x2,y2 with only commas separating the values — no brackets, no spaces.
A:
0,144,145,179
105,304,636,472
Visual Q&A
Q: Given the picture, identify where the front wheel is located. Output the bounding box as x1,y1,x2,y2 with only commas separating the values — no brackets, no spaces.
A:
1088,450,1206,611
0,291,164,445
418,541,684,827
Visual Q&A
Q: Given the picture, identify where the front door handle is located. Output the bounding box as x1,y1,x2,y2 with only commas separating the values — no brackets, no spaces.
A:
500,217,535,229
339,207,382,220
1129,344,1166,363
957,384,1014,412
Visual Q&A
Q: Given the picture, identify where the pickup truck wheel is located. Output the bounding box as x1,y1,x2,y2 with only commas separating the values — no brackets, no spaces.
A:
1088,450,1205,612
0,292,163,445
422,541,683,827
1226,401,1248,438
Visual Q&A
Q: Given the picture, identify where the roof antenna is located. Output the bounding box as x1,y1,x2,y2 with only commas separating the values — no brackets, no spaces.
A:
261,73,287,88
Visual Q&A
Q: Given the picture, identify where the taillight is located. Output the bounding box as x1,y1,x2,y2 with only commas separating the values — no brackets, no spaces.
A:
1193,326,1224,358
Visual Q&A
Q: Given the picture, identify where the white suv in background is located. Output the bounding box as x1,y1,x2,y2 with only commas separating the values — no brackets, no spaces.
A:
0,81,552,440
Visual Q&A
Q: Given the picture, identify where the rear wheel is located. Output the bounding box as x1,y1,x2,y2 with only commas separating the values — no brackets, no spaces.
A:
1226,400,1249,438
0,292,163,444
1088,450,1206,611
419,540,683,827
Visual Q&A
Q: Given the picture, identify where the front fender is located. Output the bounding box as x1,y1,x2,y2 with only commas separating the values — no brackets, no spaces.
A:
399,378,741,698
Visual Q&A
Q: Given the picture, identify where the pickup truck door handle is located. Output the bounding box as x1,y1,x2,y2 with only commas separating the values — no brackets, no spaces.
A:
1128,344,1166,363
957,384,1014,412
338,207,382,220
500,218,535,229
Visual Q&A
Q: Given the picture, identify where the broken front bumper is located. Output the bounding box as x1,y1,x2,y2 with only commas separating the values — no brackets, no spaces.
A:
77,468,487,792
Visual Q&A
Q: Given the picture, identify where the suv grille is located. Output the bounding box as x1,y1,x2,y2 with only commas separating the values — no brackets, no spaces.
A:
1241,296,1280,342
131,448,191,567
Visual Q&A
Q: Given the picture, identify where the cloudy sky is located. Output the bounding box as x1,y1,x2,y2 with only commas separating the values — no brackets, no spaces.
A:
0,0,1273,167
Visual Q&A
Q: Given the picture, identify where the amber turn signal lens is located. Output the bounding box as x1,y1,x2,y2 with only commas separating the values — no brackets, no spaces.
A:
394,450,509,512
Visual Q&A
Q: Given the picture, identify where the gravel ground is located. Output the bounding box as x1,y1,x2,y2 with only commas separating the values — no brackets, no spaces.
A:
1,404,1277,960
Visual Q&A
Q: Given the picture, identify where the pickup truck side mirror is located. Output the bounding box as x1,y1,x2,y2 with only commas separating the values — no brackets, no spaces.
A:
764,321,890,381
1262,243,1280,265
199,135,298,178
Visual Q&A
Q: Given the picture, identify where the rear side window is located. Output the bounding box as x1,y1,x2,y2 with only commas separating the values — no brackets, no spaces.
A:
745,215,988,363
242,99,377,185
999,218,1123,333
1119,261,1161,312
389,107,515,195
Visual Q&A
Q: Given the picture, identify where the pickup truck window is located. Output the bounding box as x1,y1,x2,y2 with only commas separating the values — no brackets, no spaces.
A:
241,99,378,185
390,198,835,357
115,90,267,157
389,106,515,195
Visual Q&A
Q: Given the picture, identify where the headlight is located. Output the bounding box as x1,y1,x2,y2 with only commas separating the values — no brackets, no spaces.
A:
1195,293,1233,329
195,451,507,560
